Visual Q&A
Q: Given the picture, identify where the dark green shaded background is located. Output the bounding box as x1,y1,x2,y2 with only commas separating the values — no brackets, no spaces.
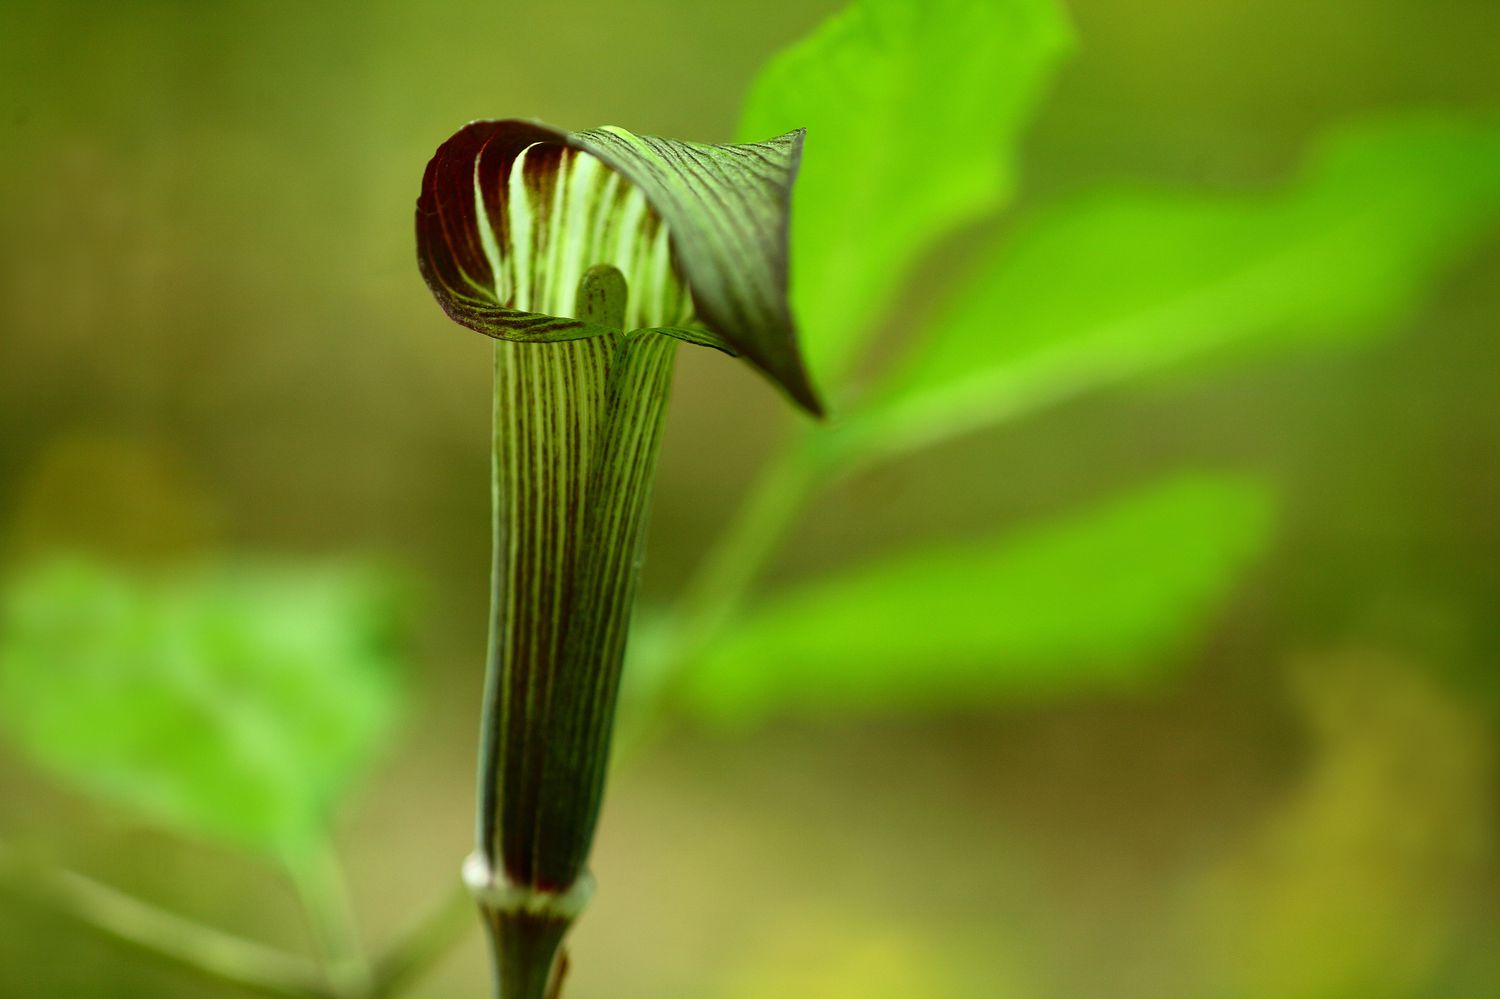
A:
2,0,1499,995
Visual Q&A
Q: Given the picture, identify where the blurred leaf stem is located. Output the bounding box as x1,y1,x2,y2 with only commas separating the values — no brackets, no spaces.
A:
0,838,336,999
659,430,832,694
0,836,474,999
285,844,372,997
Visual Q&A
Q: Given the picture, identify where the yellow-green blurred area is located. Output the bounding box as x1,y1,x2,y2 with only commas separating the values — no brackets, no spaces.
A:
2,0,1499,996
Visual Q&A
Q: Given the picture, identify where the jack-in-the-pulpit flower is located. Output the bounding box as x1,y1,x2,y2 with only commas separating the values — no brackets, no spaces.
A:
416,119,819,997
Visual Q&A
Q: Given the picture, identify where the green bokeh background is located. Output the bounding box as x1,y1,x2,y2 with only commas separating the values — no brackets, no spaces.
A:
2,0,1499,996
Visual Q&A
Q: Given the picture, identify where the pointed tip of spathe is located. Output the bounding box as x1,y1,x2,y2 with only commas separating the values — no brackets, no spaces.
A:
774,127,819,419
781,362,827,420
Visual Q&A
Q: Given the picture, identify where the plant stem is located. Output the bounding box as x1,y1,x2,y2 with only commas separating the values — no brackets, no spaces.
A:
0,839,335,999
485,907,570,999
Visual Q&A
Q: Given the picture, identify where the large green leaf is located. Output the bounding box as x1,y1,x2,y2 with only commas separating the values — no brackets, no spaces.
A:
738,0,1073,389
416,120,821,414
0,558,403,861
680,475,1273,725
846,112,1500,458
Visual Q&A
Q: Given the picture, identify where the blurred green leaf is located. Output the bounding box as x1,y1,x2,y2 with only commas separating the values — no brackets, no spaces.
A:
847,112,1500,459
0,558,404,861
681,474,1272,725
738,0,1072,390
